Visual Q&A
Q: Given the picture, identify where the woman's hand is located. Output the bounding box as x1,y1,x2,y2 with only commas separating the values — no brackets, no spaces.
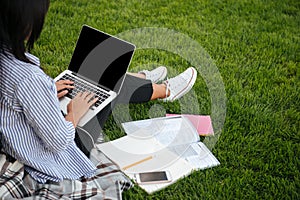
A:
55,80,74,98
65,92,98,127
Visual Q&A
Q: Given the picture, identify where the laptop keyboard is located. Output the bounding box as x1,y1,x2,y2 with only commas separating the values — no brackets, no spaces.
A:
58,74,110,108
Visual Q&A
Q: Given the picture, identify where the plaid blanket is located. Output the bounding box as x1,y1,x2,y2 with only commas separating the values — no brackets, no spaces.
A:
0,148,133,199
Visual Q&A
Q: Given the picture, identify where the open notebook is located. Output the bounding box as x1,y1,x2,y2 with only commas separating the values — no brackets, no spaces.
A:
96,116,220,193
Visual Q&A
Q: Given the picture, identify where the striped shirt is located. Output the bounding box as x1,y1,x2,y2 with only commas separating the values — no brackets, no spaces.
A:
0,50,96,183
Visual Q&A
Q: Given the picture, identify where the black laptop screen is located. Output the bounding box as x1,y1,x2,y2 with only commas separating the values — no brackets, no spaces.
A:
68,25,135,93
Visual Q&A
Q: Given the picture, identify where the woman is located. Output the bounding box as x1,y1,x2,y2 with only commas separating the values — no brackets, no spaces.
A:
0,0,197,184
0,0,98,183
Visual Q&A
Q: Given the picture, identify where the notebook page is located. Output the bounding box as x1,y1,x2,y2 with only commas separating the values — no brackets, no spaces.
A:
122,116,199,148
185,142,220,169
96,135,160,170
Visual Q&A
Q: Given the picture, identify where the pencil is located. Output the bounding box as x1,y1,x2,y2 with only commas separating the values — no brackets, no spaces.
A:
122,156,153,170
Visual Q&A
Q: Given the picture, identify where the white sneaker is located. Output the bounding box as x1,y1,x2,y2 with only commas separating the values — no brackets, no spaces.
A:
139,66,167,83
162,67,197,102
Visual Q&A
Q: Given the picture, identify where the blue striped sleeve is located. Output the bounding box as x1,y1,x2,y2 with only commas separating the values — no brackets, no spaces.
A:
15,74,75,153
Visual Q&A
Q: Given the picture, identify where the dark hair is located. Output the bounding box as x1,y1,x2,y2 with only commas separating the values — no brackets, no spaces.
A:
0,0,50,63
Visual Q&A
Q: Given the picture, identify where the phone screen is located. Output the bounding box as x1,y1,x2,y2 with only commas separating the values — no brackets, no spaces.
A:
139,171,168,182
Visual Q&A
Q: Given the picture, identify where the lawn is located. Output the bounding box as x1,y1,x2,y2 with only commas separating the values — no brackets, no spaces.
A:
33,0,299,199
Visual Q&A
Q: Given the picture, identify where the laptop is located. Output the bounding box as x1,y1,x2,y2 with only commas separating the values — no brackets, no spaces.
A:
54,25,135,127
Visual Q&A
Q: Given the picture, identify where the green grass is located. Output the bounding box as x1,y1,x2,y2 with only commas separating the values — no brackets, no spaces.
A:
33,0,299,199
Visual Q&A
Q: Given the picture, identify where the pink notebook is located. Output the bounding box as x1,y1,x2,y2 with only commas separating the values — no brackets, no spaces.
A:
166,114,214,136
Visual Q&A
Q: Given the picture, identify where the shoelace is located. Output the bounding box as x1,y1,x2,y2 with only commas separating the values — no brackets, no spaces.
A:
164,77,170,99
164,74,188,101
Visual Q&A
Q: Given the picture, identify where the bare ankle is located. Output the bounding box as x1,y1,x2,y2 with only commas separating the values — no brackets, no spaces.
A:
150,83,170,100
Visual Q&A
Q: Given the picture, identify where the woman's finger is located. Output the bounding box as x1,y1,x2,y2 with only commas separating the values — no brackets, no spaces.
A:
55,80,74,91
57,90,68,98
56,80,74,85
88,96,99,107
59,84,74,90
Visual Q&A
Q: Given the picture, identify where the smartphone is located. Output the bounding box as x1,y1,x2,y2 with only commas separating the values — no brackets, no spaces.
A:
134,171,172,184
